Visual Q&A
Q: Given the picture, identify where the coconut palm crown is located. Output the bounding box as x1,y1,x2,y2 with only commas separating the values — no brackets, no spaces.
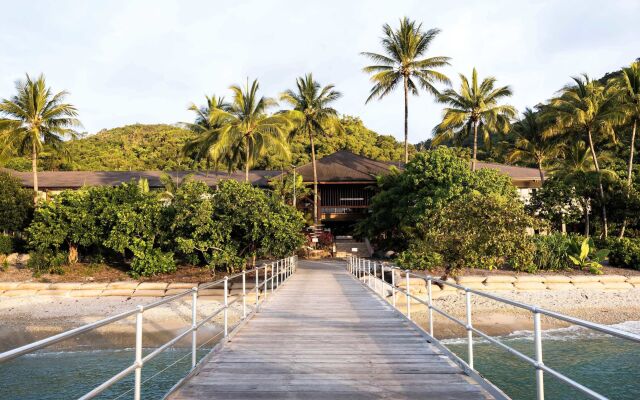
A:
0,74,81,201
281,73,342,226
433,68,516,170
362,17,450,163
508,108,561,182
184,79,292,181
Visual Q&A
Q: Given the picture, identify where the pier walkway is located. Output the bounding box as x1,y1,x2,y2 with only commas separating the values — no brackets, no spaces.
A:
168,260,496,400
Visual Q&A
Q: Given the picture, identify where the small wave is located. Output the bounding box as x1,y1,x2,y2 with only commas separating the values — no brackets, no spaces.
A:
440,320,640,345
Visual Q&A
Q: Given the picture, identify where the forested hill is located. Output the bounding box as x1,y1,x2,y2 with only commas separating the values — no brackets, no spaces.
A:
1,117,407,171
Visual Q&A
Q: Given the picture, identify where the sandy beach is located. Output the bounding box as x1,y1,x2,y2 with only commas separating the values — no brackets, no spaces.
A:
0,295,247,352
410,288,640,338
2,287,640,352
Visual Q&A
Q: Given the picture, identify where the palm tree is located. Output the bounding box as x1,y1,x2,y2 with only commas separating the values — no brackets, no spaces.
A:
0,74,81,202
433,68,516,170
185,79,291,181
362,17,450,163
550,141,617,236
182,95,232,170
281,74,342,226
545,74,626,237
613,62,640,237
507,108,561,182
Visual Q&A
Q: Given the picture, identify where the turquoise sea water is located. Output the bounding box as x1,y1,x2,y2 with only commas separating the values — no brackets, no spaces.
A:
1,322,639,399
445,321,640,399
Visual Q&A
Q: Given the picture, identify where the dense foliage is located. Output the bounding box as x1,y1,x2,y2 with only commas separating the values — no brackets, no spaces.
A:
26,180,305,276
0,172,33,232
359,146,517,249
606,237,640,270
363,146,534,271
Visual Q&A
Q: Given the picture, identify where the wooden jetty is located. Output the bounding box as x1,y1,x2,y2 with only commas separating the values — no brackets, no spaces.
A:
168,260,499,399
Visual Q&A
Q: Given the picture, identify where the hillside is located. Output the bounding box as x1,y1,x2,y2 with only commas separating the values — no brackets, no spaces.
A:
2,117,407,171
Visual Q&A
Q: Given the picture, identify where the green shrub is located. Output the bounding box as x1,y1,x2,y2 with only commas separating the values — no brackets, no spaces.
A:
532,234,573,271
27,249,67,277
0,235,13,255
130,248,175,277
398,192,536,272
0,172,33,233
607,238,640,270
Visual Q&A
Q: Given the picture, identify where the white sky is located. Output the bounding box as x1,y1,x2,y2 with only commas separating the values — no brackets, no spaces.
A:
1,0,639,144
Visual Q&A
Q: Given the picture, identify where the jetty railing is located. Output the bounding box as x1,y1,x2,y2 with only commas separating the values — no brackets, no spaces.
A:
0,255,297,400
348,255,640,400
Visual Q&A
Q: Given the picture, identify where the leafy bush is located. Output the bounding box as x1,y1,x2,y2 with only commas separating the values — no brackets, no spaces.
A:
532,234,573,271
568,238,608,275
606,237,640,270
359,146,519,250
0,172,33,232
398,192,536,272
27,249,67,276
0,235,13,255
130,248,175,277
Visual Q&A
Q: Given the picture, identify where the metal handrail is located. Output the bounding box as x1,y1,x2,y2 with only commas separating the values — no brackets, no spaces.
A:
0,255,298,400
348,255,640,400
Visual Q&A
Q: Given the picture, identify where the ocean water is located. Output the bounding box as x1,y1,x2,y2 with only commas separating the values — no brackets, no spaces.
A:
1,323,639,399
0,348,208,400
445,321,640,399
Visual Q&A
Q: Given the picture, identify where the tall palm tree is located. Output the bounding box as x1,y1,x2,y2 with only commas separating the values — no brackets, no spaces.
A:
545,74,626,237
362,17,450,163
433,68,516,170
0,74,81,202
507,108,561,182
613,62,640,237
550,141,617,236
281,73,342,226
185,79,291,181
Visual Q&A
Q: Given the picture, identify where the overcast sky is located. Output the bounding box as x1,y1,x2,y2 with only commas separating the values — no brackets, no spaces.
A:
2,0,639,144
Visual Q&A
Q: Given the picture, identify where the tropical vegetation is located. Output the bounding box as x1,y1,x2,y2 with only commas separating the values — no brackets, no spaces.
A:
362,17,450,163
1,17,640,275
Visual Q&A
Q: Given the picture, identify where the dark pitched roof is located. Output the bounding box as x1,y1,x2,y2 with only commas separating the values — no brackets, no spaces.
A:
2,168,281,189
474,161,543,181
293,150,397,183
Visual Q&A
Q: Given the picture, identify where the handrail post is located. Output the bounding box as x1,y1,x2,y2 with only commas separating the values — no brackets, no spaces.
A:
373,262,377,291
427,277,434,336
465,289,474,370
405,270,411,320
534,310,545,400
264,264,268,300
275,261,279,289
271,262,275,294
380,264,385,297
391,267,396,308
134,305,143,400
255,267,259,310
191,287,198,368
223,277,228,338
242,269,247,319
368,260,372,287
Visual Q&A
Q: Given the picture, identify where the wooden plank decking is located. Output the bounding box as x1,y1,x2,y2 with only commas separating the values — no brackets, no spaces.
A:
168,260,496,400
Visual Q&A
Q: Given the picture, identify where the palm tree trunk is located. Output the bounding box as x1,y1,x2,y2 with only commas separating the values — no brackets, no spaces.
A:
586,128,608,237
471,121,478,171
620,119,637,238
584,198,590,237
31,141,39,203
538,162,545,184
244,142,250,183
403,75,409,164
310,132,319,227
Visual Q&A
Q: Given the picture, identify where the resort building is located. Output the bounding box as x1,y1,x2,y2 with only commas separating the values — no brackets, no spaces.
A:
4,150,543,229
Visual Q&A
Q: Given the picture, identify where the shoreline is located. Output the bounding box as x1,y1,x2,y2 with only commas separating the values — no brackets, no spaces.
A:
2,288,640,351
